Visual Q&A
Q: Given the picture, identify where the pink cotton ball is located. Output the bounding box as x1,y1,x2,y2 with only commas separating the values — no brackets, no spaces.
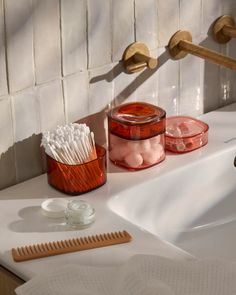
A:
109,143,128,161
149,135,161,146
126,141,141,153
139,139,151,153
124,152,143,168
142,144,164,165
109,134,123,148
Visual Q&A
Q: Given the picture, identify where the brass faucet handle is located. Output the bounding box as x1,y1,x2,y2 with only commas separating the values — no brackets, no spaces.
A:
123,42,158,74
213,15,236,44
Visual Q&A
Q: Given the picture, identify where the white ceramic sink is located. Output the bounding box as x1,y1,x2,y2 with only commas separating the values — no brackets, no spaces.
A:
109,103,236,260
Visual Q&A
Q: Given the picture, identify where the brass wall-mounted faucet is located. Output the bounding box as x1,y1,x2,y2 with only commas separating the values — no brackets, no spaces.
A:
168,30,236,71
122,42,158,74
213,15,236,43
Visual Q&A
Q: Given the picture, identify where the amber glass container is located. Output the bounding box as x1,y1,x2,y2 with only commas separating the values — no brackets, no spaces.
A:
46,145,107,195
108,102,166,171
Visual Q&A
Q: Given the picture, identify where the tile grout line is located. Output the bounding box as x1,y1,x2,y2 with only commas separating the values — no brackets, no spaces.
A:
2,0,10,94
59,0,67,123
85,0,89,70
31,0,36,87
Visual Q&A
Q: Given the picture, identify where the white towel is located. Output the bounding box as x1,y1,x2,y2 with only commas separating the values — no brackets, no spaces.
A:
15,255,236,295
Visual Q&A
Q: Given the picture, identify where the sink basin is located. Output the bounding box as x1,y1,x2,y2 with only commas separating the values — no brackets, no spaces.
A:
109,103,236,260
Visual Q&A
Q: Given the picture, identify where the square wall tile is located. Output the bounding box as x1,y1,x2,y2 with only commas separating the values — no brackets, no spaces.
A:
37,80,65,132
14,133,42,183
12,88,40,142
0,97,16,189
33,0,61,84
157,48,179,116
87,0,111,68
200,39,221,113
63,72,89,123
202,0,222,37
112,0,135,62
5,0,35,92
88,64,113,114
157,0,179,47
179,55,203,116
61,0,87,75
0,97,14,155
134,49,159,106
180,0,201,41
11,88,42,183
0,0,8,96
112,62,138,107
135,0,158,50
0,145,16,190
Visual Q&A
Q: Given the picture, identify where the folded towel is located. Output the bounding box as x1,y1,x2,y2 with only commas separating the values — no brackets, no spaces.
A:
15,255,236,295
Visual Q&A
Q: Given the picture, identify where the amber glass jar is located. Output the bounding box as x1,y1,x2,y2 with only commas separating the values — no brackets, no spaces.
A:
46,145,107,195
108,102,166,171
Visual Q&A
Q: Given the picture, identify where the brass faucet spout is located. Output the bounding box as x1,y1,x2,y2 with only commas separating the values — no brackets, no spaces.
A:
168,30,236,71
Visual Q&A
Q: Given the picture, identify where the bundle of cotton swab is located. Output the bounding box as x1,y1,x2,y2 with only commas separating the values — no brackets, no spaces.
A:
41,123,97,165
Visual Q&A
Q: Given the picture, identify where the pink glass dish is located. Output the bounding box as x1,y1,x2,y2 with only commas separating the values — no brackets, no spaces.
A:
165,116,209,153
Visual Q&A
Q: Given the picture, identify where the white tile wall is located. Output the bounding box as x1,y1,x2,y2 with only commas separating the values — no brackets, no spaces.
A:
1,0,236,190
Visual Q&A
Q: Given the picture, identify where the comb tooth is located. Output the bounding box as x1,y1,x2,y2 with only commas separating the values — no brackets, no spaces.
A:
44,243,50,252
32,244,38,254
107,233,112,240
64,240,70,247
111,232,116,240
84,237,89,244
20,247,26,256
48,242,54,251
103,233,108,240
68,239,74,247
72,239,78,246
95,234,101,242
79,237,84,245
75,238,81,246
60,240,66,248
87,236,93,243
38,244,45,252
91,235,97,243
23,246,30,255
99,234,104,241
28,245,34,254
118,231,124,238
17,247,23,257
52,242,58,250
114,231,119,238
35,244,41,253
57,241,63,249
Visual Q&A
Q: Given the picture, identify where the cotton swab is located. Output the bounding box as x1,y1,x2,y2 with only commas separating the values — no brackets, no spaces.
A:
41,124,97,165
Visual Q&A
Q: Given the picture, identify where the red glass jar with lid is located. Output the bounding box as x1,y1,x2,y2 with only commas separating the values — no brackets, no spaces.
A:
107,102,166,171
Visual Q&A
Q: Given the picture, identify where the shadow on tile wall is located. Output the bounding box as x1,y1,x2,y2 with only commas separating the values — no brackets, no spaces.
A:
0,134,44,191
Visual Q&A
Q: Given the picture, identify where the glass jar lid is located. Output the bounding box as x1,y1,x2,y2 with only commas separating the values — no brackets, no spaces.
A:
108,102,166,140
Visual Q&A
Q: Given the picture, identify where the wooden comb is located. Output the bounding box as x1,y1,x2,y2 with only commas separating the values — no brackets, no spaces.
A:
12,230,132,262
